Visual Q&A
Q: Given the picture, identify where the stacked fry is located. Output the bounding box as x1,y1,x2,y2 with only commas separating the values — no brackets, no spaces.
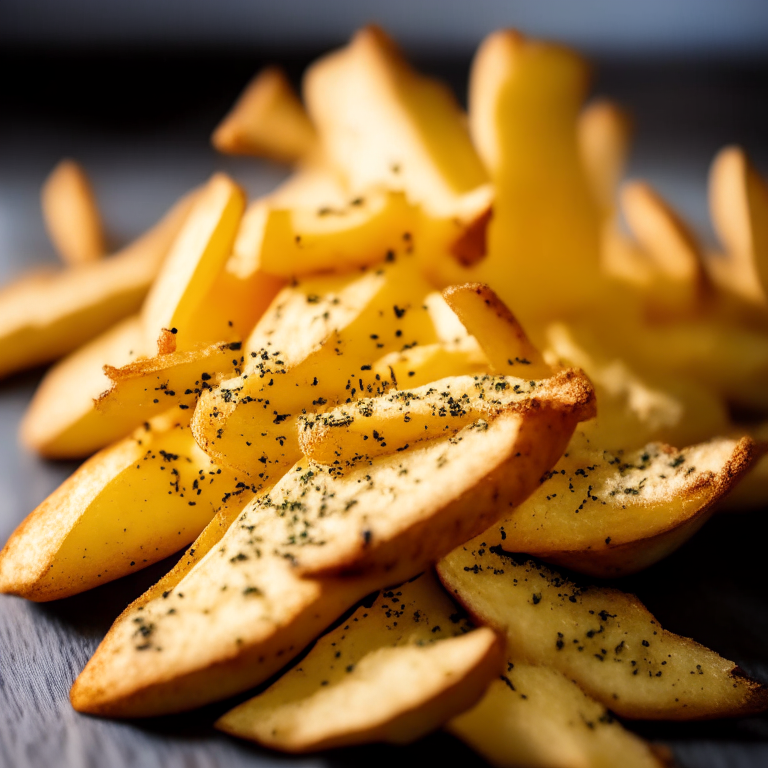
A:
2,27,768,767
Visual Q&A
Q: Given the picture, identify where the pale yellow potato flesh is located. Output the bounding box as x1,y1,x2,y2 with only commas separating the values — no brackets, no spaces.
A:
212,66,318,163
298,371,582,467
371,337,490,389
467,30,603,325
0,412,248,601
266,369,594,581
485,429,756,577
70,506,380,717
216,572,503,751
442,283,550,377
0,190,195,380
141,173,245,352
233,189,419,277
448,662,665,768
41,159,105,265
21,315,145,458
707,145,768,307
437,546,768,719
192,261,437,475
96,340,244,416
578,99,633,215
304,26,488,217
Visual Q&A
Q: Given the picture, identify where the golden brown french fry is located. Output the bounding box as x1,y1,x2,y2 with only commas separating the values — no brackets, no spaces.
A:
20,316,145,458
41,159,105,265
70,510,380,717
216,573,503,751
212,66,318,163
578,99,633,214
304,26,488,217
276,369,594,581
1,411,250,601
442,283,549,377
232,189,419,277
141,173,245,351
707,145,768,308
191,261,436,475
437,548,768,720
448,662,667,768
467,30,602,325
605,181,707,319
488,430,755,577
0,190,195,380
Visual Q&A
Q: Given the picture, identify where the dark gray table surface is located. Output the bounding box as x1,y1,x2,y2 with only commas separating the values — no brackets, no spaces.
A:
1,52,768,768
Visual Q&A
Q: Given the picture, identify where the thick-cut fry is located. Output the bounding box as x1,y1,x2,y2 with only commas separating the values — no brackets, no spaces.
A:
605,181,707,318
21,316,145,458
298,371,582,467
192,262,436,475
708,145,768,308
271,370,594,581
233,189,418,277
442,283,549,376
1,412,249,601
212,66,318,163
304,26,488,217
448,662,666,768
437,547,768,719
578,100,633,215
0,190,195,380
41,159,105,265
468,30,602,324
216,573,503,751
141,173,245,351
485,429,755,577
70,510,380,717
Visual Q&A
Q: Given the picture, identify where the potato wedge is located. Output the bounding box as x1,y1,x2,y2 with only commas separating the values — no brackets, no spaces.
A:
271,369,594,581
192,261,436,475
232,189,419,277
468,30,602,323
41,159,105,265
212,66,318,163
578,100,633,215
707,145,768,308
448,662,666,768
605,181,707,319
486,429,756,577
21,315,145,458
0,190,195,380
442,283,549,377
437,547,768,719
96,340,243,416
216,572,503,751
141,173,245,351
1,411,249,601
298,371,585,467
304,26,488,217
70,510,379,717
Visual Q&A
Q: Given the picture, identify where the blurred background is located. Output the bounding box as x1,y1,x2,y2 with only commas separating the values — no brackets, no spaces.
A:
2,3,768,767
2,0,768,279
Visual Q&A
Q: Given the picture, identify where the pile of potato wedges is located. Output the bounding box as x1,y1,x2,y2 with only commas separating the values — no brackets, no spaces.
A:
2,25,768,768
